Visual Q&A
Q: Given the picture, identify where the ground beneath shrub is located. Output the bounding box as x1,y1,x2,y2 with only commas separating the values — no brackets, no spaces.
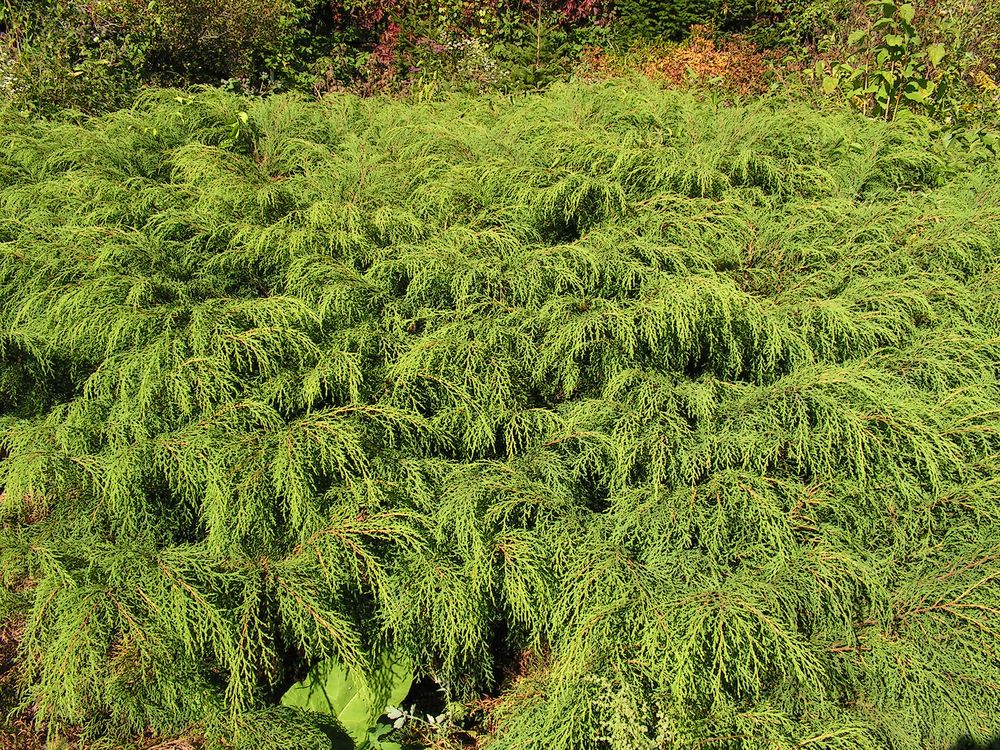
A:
0,619,43,750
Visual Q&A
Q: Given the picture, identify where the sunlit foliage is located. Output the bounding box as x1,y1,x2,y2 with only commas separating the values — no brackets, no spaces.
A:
1,82,998,748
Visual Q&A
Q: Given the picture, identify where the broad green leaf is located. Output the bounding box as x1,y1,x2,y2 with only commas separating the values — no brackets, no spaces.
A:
884,34,905,48
927,43,947,66
822,75,840,94
848,29,868,45
281,650,413,749
903,79,935,102
898,3,915,22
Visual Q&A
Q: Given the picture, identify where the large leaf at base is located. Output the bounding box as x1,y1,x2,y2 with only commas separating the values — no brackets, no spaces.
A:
281,650,413,749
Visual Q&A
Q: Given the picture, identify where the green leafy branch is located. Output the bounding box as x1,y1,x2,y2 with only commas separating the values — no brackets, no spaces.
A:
819,0,950,121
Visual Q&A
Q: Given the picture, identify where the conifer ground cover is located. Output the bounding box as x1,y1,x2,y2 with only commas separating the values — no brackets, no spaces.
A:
0,82,999,749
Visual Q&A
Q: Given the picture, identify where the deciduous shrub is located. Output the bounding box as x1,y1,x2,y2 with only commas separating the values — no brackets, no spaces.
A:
0,0,322,112
642,24,780,93
817,0,952,120
764,0,1000,127
0,0,778,112
0,0,616,110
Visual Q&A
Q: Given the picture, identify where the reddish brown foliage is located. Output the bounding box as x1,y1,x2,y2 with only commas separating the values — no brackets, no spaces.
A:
641,26,779,95
582,26,783,97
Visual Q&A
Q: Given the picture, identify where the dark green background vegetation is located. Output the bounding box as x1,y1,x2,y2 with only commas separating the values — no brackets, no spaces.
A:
2,0,997,119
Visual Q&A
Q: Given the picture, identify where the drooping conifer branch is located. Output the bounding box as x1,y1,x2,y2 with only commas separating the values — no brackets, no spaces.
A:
0,82,998,749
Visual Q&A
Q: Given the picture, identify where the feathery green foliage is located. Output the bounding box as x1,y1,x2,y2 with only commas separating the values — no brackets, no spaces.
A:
1,81,999,748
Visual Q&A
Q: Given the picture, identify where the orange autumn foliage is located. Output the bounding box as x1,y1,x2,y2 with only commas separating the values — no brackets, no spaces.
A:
583,26,783,96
